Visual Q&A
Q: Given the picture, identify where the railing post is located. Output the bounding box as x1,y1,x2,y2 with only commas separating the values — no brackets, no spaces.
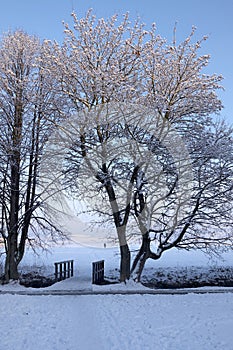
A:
64,262,66,279
55,263,58,281
92,262,95,284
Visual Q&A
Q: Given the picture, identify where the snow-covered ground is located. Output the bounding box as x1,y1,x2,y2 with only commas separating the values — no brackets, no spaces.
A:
1,293,233,350
1,244,233,349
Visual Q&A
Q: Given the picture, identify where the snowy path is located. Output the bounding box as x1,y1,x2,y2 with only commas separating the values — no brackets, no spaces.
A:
2,286,233,295
1,293,233,350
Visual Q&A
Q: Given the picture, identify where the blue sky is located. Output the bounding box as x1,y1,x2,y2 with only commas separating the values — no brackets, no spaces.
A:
0,0,232,122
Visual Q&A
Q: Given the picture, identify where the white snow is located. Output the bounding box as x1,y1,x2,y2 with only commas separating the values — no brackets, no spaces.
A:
1,293,233,349
1,245,233,349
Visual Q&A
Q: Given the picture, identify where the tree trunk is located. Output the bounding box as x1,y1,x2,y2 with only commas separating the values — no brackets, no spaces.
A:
131,233,151,282
4,161,20,281
4,86,23,282
5,161,20,281
4,235,19,281
115,224,131,282
120,244,131,282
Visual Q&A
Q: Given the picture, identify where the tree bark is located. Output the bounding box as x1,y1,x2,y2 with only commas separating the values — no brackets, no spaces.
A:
98,162,133,282
4,83,23,281
5,235,19,280
131,233,151,282
120,244,131,282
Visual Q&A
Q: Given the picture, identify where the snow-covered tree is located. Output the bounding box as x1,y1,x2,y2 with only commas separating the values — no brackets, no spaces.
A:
47,10,152,281
141,25,222,120
0,31,66,281
48,10,224,282
131,118,233,281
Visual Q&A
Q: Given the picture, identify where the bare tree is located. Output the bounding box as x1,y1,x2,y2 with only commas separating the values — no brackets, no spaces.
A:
48,10,224,282
0,31,66,281
47,10,152,281
130,118,233,281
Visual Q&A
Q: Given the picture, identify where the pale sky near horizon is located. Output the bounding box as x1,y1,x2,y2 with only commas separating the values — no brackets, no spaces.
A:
0,0,232,123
